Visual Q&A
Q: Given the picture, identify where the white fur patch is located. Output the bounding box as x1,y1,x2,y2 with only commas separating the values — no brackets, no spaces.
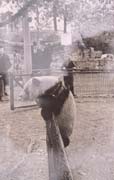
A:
23,76,60,100
56,91,76,136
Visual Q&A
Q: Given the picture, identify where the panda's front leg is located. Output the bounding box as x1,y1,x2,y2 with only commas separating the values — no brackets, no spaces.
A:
39,95,56,121
41,108,53,121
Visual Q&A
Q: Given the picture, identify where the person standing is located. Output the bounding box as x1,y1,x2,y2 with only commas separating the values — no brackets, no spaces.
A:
0,48,11,99
62,59,76,97
0,74,3,101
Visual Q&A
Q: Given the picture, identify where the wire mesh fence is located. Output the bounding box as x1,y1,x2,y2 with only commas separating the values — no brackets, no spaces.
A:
74,71,114,97
9,70,114,110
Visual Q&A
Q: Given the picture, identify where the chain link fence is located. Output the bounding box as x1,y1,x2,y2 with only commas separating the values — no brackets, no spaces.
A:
74,71,114,97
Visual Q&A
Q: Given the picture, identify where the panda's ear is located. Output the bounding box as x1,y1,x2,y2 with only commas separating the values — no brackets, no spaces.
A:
32,78,40,86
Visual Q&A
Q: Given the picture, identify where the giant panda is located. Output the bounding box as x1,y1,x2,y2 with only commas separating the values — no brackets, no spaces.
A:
22,76,76,147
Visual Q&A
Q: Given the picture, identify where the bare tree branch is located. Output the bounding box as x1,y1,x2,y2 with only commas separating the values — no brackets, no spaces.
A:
0,0,37,27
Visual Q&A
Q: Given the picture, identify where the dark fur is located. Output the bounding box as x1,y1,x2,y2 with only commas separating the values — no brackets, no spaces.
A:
39,82,70,147
39,81,69,116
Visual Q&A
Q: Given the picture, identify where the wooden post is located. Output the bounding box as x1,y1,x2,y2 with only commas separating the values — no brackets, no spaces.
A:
43,110,73,180
23,12,32,81
9,73,14,110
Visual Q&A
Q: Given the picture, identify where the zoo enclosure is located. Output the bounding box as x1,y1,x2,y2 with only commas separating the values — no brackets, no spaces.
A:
74,70,114,97
9,70,114,110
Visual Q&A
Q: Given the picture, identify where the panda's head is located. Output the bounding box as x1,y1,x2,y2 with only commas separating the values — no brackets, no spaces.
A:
22,76,61,101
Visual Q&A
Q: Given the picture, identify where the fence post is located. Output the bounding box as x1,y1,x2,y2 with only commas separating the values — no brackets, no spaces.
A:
9,73,14,110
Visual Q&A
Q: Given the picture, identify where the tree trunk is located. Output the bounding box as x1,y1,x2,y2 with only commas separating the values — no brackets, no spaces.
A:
23,12,32,78
36,4,40,42
53,3,57,31
64,4,67,33
64,15,67,33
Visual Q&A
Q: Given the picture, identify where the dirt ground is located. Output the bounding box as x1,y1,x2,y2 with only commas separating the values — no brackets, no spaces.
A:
0,97,114,180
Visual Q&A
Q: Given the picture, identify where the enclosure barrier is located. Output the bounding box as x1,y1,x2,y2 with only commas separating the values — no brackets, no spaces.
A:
74,70,114,98
9,69,114,110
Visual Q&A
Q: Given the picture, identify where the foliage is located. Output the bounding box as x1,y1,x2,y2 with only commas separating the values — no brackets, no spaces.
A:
0,0,114,33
